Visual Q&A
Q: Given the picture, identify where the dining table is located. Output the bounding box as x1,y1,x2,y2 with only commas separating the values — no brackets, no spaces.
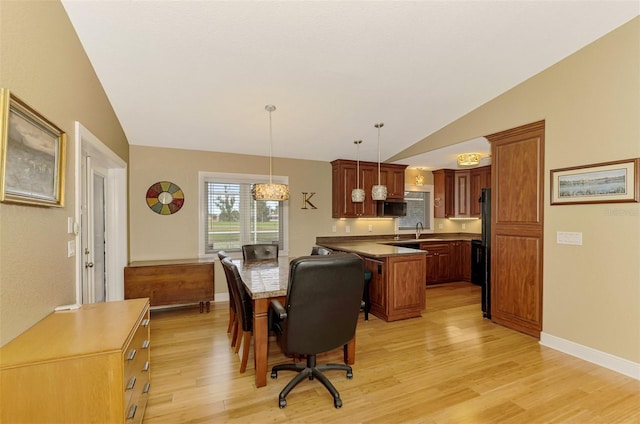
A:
234,256,356,388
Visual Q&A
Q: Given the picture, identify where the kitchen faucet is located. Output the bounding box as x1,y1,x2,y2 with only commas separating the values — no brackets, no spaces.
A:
415,222,424,239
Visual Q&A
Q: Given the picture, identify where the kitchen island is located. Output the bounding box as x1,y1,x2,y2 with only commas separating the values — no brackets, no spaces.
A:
316,240,426,322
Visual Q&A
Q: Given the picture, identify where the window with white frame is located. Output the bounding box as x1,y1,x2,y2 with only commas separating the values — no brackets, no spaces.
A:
200,172,288,255
398,189,431,230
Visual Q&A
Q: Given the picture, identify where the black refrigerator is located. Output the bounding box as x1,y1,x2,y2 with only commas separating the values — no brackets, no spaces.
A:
480,188,491,319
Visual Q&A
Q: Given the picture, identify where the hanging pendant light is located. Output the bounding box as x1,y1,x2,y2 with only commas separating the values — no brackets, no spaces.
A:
351,140,365,203
252,105,290,201
371,122,387,200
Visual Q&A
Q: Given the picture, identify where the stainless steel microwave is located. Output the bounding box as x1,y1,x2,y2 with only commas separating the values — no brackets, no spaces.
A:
377,200,407,217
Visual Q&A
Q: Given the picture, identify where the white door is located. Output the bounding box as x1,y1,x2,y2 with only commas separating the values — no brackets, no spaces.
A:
82,156,108,303
74,122,128,305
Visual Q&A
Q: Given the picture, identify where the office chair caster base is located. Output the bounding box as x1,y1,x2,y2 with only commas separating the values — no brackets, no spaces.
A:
346,370,353,379
271,370,278,379
334,397,342,409
279,398,287,408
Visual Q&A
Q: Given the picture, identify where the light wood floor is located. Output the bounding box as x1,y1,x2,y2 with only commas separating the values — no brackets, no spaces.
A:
143,282,640,423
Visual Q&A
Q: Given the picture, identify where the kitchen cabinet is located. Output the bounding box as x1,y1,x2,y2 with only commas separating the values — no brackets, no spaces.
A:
455,171,470,218
421,242,451,285
435,166,491,218
433,169,455,218
470,165,491,216
331,159,407,218
379,164,407,199
0,299,151,423
421,240,471,284
364,254,425,321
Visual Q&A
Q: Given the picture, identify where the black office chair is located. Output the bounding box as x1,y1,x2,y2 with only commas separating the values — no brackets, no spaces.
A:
242,243,279,260
220,257,253,373
270,253,364,409
310,246,333,255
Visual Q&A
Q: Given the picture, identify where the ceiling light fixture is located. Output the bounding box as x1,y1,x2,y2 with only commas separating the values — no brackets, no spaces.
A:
457,153,481,166
351,140,365,203
415,168,425,186
371,122,387,201
252,105,290,201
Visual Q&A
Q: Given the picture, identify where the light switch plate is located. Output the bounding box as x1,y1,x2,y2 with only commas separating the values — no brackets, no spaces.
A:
67,240,76,257
557,231,582,245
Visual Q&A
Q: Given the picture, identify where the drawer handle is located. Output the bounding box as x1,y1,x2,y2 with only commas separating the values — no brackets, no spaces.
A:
143,382,151,394
142,340,150,349
143,361,149,372
126,376,136,390
127,404,137,420
127,349,136,361
141,318,150,327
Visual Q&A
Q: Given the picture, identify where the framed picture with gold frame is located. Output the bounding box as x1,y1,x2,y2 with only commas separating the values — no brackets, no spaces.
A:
0,89,66,207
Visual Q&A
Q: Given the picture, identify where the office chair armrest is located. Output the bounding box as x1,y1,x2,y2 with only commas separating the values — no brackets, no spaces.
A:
270,299,287,320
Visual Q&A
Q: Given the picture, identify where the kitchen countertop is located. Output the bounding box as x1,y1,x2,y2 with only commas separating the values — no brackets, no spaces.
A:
317,233,481,258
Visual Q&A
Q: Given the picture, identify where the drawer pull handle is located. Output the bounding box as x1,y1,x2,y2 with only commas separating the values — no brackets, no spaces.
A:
127,376,136,390
143,361,150,372
143,382,151,394
141,318,150,327
127,349,136,361
127,404,137,420
142,340,150,349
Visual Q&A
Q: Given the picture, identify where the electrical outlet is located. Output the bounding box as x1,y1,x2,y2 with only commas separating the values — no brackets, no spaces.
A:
368,225,373,232
345,225,351,233
332,225,336,233
462,223,466,230
557,231,582,245
438,223,444,230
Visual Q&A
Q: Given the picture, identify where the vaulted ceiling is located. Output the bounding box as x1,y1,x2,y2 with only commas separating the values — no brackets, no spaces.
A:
62,1,639,170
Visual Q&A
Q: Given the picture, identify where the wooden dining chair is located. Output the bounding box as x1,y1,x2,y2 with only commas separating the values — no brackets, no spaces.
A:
220,257,253,373
217,251,239,348
242,243,279,261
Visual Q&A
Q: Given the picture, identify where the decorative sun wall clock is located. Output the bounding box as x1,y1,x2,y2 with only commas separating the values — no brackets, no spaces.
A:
146,181,184,215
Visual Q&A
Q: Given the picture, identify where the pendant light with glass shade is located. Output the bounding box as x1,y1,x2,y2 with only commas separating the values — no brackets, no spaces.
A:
351,140,365,203
371,122,387,200
252,105,290,201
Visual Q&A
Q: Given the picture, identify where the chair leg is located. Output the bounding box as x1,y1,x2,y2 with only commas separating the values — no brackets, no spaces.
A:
233,324,242,354
239,331,251,373
227,307,236,333
278,368,312,407
230,318,239,348
311,367,342,407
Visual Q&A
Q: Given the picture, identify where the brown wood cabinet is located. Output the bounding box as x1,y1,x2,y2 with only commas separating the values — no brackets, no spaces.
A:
421,242,451,285
125,258,214,311
487,121,544,339
421,240,471,285
470,165,491,216
0,299,151,423
433,169,455,218
331,159,407,218
455,171,471,218
364,254,425,321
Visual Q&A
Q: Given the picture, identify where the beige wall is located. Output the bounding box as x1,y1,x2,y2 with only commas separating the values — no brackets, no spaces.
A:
394,18,640,363
129,145,400,294
0,1,129,346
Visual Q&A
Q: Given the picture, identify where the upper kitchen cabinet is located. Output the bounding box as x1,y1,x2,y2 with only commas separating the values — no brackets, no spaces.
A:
331,160,406,218
470,165,491,216
378,164,407,199
433,169,455,218
434,166,491,218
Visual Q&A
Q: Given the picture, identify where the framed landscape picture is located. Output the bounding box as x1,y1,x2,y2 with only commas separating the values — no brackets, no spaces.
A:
550,158,640,205
0,89,66,207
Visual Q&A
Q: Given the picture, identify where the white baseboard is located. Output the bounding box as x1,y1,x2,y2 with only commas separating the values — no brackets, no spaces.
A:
215,293,230,303
540,332,640,380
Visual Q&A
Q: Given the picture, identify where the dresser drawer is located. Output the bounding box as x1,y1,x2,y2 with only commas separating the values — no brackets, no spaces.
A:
124,311,151,419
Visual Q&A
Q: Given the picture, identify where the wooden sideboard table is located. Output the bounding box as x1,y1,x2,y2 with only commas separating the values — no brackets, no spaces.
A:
125,258,214,312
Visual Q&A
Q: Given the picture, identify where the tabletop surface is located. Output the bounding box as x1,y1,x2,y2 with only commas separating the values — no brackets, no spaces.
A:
234,257,289,299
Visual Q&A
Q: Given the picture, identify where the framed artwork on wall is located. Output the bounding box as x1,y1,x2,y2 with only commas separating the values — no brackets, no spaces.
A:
550,158,639,205
0,88,66,207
